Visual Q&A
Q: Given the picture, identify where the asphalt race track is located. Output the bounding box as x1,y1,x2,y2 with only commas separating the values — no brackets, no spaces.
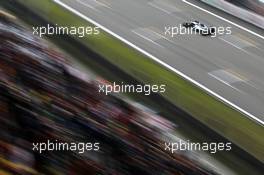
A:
59,0,264,122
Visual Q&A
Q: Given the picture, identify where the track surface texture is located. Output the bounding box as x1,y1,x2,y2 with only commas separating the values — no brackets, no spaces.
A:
59,0,264,121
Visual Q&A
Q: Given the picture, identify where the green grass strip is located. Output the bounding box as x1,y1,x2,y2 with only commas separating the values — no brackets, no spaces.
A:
18,0,264,162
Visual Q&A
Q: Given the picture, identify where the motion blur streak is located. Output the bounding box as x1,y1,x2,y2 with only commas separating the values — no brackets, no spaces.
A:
0,13,220,175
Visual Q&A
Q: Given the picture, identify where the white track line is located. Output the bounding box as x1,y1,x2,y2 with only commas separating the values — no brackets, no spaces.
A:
53,0,264,126
219,37,254,57
148,2,171,14
94,0,111,9
182,0,264,40
76,0,100,12
132,30,164,48
208,73,243,93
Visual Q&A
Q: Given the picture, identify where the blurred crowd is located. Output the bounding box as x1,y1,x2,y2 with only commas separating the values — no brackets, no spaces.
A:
0,13,218,175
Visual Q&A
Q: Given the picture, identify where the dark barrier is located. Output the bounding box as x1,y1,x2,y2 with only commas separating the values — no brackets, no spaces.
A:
200,0,264,29
226,0,264,16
